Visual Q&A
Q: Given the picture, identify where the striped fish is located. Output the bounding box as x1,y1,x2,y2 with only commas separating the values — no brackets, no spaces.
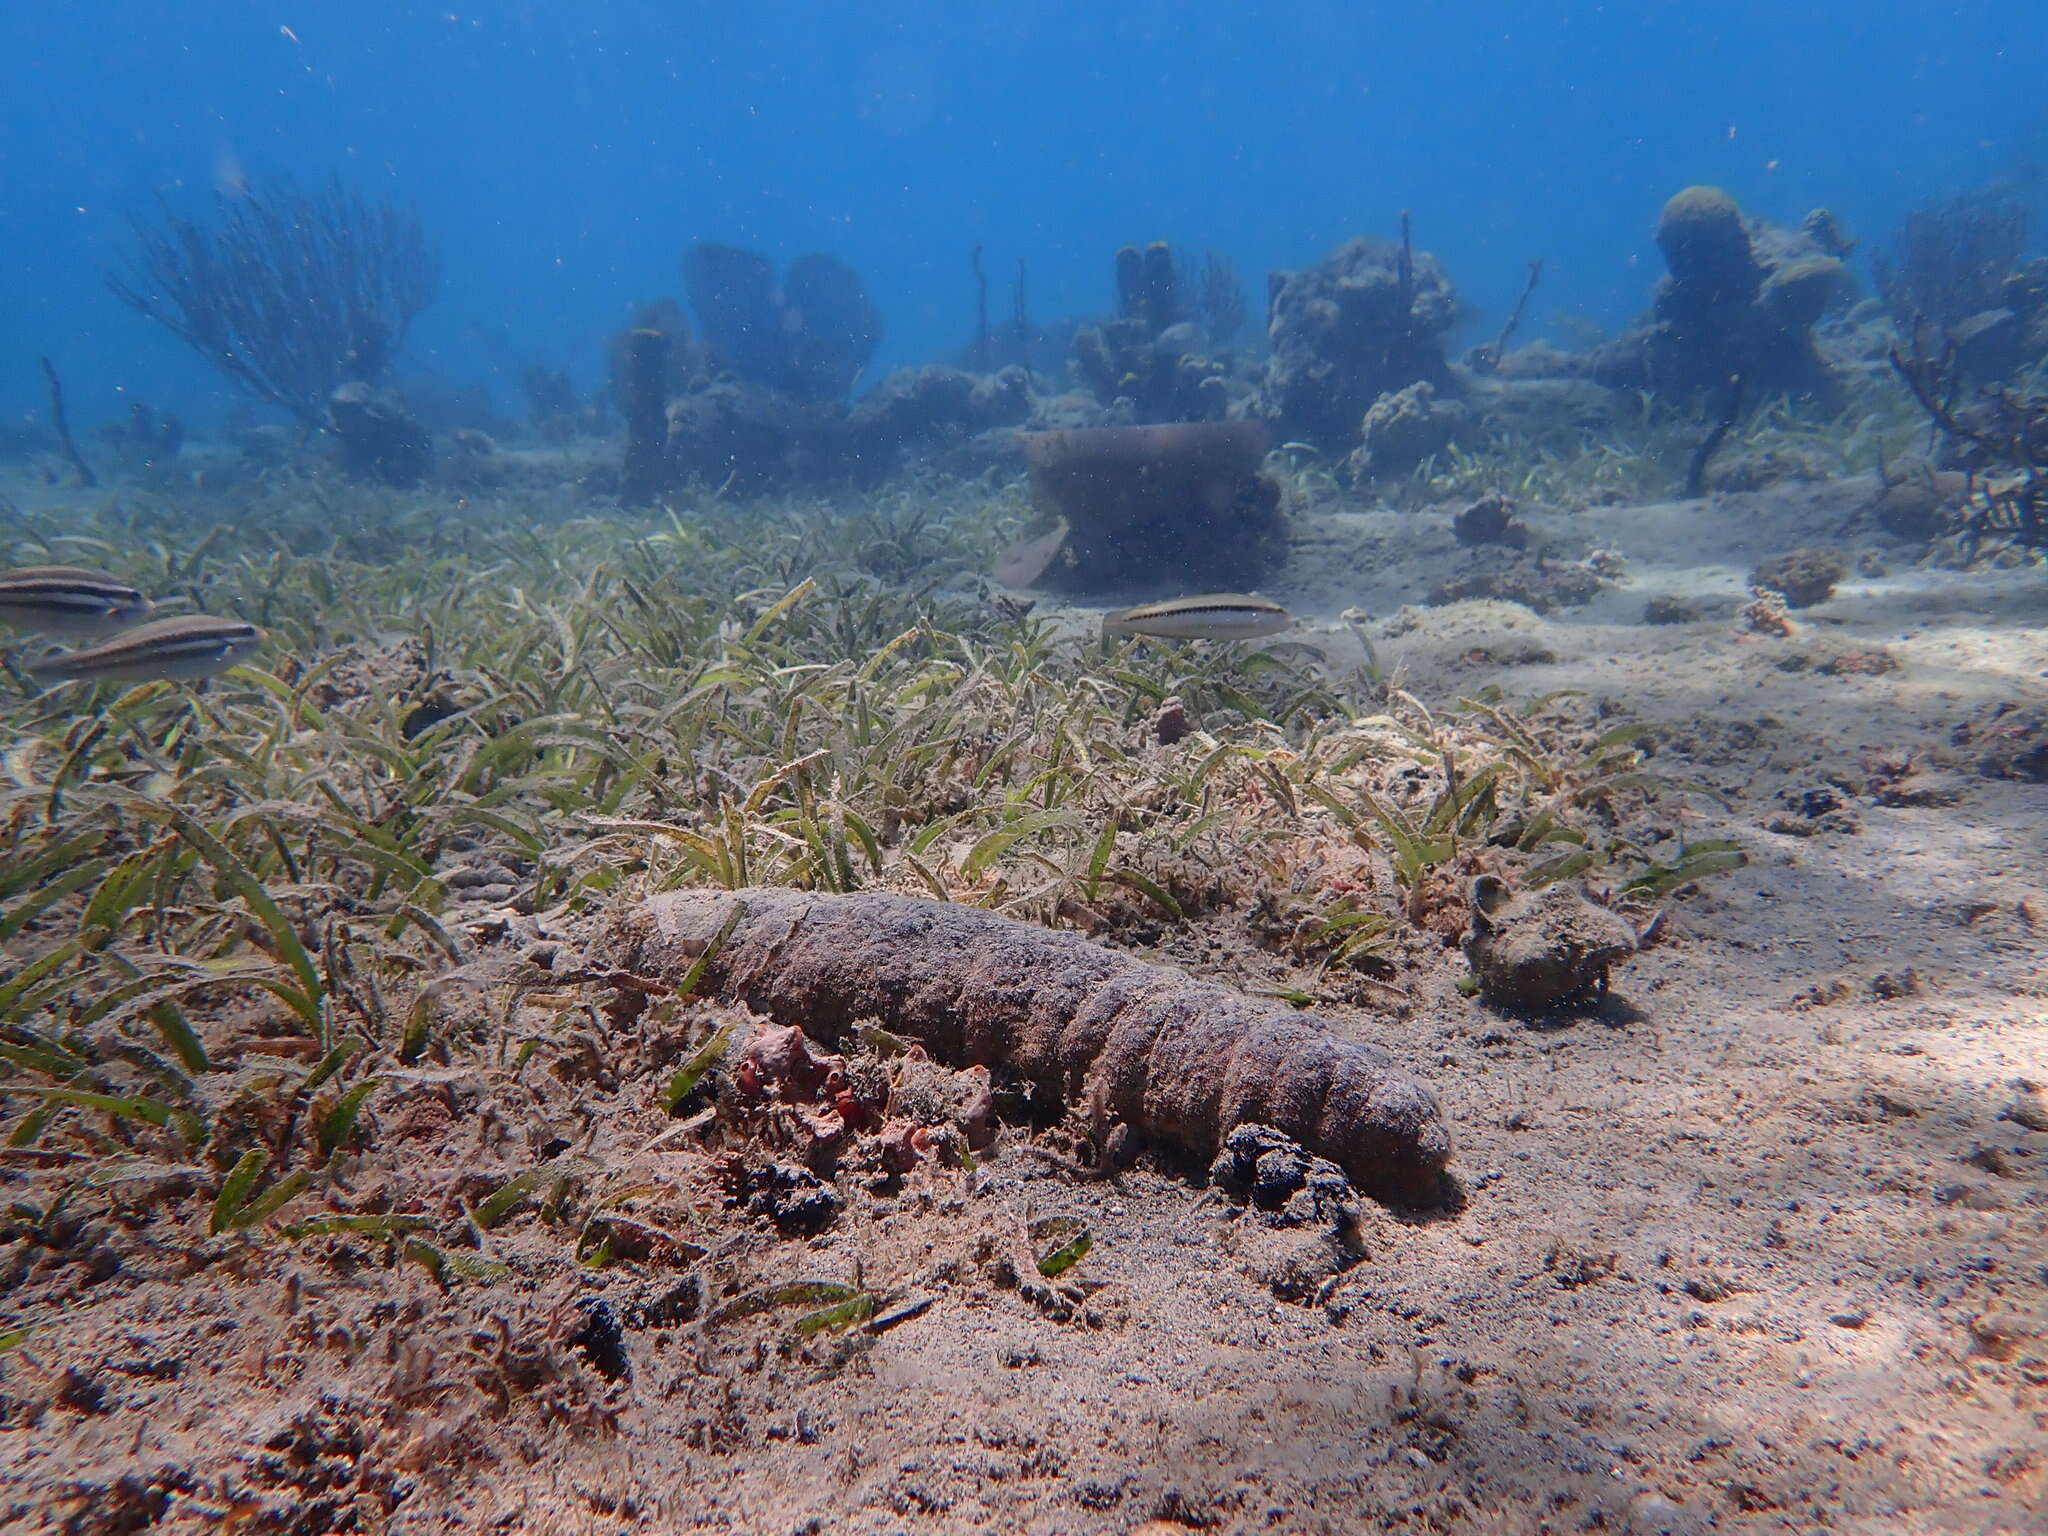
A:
0,566,155,637
1957,470,2047,550
28,615,265,684
1101,593,1293,642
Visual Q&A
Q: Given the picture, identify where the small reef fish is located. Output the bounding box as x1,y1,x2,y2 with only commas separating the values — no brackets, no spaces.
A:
27,615,265,684
0,566,155,637
1101,593,1293,642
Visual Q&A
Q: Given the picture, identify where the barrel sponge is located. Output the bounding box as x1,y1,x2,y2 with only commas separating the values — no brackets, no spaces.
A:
1656,186,1759,295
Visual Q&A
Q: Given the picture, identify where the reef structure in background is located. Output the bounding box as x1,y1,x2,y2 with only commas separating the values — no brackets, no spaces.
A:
840,364,1036,482
98,401,183,480
1344,379,1477,486
1588,186,1849,410
1008,420,1285,595
1068,241,1244,423
1888,320,2048,553
1248,221,1463,453
618,327,673,507
1872,187,2044,385
107,174,439,485
682,244,881,404
612,243,1037,501
605,298,696,415
327,382,433,487
605,244,887,496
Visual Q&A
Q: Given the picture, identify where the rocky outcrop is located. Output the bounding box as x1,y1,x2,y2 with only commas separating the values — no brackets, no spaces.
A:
1249,233,1461,451
1590,186,1848,409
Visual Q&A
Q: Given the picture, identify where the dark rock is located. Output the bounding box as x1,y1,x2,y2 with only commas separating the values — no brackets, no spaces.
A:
1782,783,1849,819
624,1274,703,1329
55,1366,109,1415
1150,695,1191,746
1768,782,1862,836
327,382,431,486
570,1297,630,1380
1252,1147,1311,1209
1209,1124,1365,1302
1958,702,2048,782
1209,1123,1352,1223
2002,1080,2048,1133
727,1160,842,1236
1464,876,1639,1012
1870,760,1968,806
1868,467,1970,541
1210,1123,1302,1199
1451,492,1530,548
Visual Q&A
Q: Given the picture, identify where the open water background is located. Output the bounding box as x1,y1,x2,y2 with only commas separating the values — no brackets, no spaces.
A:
3,1,2042,429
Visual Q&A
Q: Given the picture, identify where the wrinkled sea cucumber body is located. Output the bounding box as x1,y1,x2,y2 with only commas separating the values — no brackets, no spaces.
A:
605,888,1451,1204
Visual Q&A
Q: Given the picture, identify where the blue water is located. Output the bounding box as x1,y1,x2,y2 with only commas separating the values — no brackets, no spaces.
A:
4,1,2042,430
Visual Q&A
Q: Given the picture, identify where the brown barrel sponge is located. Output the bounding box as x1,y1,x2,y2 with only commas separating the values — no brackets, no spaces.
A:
602,888,1452,1205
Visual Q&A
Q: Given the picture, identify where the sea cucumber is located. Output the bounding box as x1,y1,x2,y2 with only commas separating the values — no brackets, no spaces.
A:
600,888,1451,1204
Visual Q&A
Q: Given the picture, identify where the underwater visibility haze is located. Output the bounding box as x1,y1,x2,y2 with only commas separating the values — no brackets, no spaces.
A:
0,4,2045,1532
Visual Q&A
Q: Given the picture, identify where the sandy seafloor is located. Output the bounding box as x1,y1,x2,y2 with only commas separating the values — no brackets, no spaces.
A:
1,463,2043,1536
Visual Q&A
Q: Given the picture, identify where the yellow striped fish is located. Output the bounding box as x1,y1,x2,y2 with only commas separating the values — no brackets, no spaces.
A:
1101,593,1293,641
28,615,265,684
0,566,155,637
